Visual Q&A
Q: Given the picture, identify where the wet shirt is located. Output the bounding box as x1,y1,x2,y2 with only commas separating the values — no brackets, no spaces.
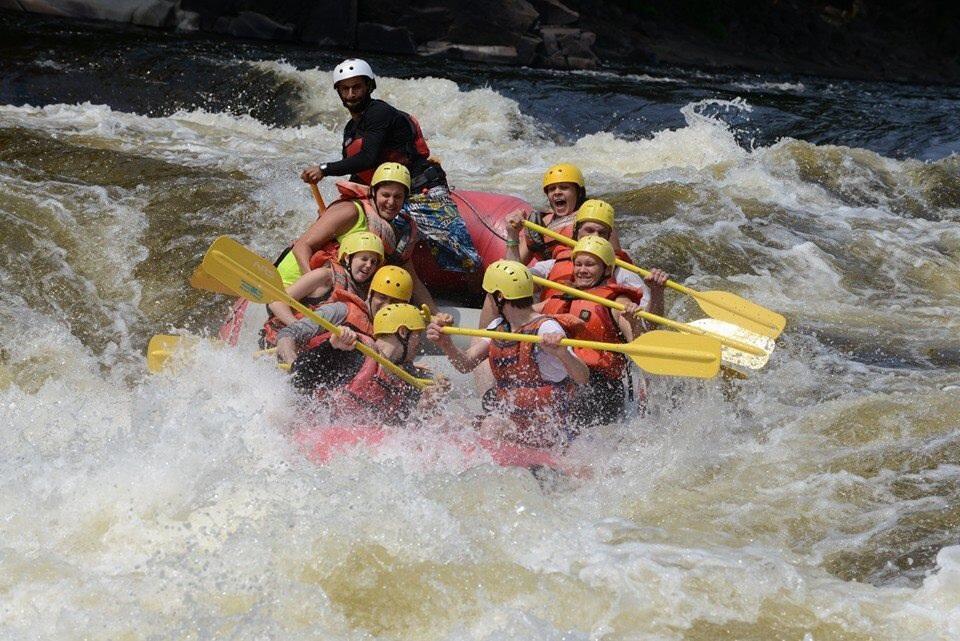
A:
324,99,428,182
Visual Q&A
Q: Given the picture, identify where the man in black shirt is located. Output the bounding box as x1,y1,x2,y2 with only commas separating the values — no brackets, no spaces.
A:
301,59,481,284
300,58,445,191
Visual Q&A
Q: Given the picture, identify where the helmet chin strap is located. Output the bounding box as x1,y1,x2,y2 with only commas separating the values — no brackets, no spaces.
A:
396,328,411,364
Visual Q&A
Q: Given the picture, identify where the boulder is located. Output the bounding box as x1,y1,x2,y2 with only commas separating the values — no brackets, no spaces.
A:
444,0,539,48
6,0,176,24
357,22,417,54
299,0,356,46
419,41,522,65
527,0,578,25
540,26,599,69
213,10,293,40
517,34,542,65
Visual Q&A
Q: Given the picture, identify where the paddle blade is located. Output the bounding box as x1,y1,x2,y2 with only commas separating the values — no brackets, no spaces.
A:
189,265,235,296
688,318,774,370
200,236,285,304
146,334,198,373
692,290,786,339
626,330,721,379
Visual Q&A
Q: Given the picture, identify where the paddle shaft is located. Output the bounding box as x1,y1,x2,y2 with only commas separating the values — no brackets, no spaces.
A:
522,219,785,337
530,276,765,356
310,183,326,213
207,247,431,389
439,326,717,364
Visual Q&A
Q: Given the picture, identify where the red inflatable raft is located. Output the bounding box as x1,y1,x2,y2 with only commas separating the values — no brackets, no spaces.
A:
293,425,585,476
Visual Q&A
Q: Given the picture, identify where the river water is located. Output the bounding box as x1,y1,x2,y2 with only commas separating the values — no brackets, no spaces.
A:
2,12,959,641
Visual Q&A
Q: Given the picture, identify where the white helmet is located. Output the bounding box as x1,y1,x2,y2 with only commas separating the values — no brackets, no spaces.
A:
332,58,375,88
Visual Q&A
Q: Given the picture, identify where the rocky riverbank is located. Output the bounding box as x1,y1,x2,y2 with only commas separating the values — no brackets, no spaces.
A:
2,0,958,82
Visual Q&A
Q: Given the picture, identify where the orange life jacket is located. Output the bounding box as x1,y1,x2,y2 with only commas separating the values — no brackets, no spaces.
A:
540,247,637,301
308,182,417,268
487,314,584,447
260,259,361,348
540,281,645,380
344,111,431,185
522,210,575,263
302,287,374,352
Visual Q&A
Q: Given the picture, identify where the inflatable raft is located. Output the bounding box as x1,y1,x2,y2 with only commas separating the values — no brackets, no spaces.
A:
293,425,580,475
215,190,580,474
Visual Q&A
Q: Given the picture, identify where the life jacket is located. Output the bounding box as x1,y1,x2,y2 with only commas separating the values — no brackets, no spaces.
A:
541,281,645,380
308,181,417,268
334,336,428,426
539,247,638,301
487,314,584,447
302,287,374,352
259,258,362,348
344,109,431,185
522,210,575,263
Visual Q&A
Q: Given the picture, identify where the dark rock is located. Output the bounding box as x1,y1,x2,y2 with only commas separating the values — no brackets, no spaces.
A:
528,0,578,26
398,4,454,43
131,0,176,28
213,10,293,40
517,34,541,66
538,25,598,69
299,0,356,47
357,22,416,54
419,40,522,65
444,0,538,47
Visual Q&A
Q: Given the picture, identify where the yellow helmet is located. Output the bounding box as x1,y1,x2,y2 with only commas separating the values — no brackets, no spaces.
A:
373,303,426,336
482,260,534,300
369,265,413,302
572,235,616,267
337,231,385,262
542,163,584,191
371,162,411,192
575,199,615,230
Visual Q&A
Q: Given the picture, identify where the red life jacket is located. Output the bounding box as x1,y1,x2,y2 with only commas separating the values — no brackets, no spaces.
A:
308,182,417,268
487,314,584,447
344,111,431,185
334,339,427,426
541,281,645,380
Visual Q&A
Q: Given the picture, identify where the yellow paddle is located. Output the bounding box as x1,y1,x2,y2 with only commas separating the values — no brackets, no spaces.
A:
435,325,721,379
195,236,433,390
146,334,286,373
523,219,786,338
530,275,774,370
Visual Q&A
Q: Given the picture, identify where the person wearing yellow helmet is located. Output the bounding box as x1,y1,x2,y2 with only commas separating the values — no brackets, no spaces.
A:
538,236,649,427
278,161,438,312
261,231,386,349
275,265,415,366
505,198,670,317
296,303,449,424
427,260,589,448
